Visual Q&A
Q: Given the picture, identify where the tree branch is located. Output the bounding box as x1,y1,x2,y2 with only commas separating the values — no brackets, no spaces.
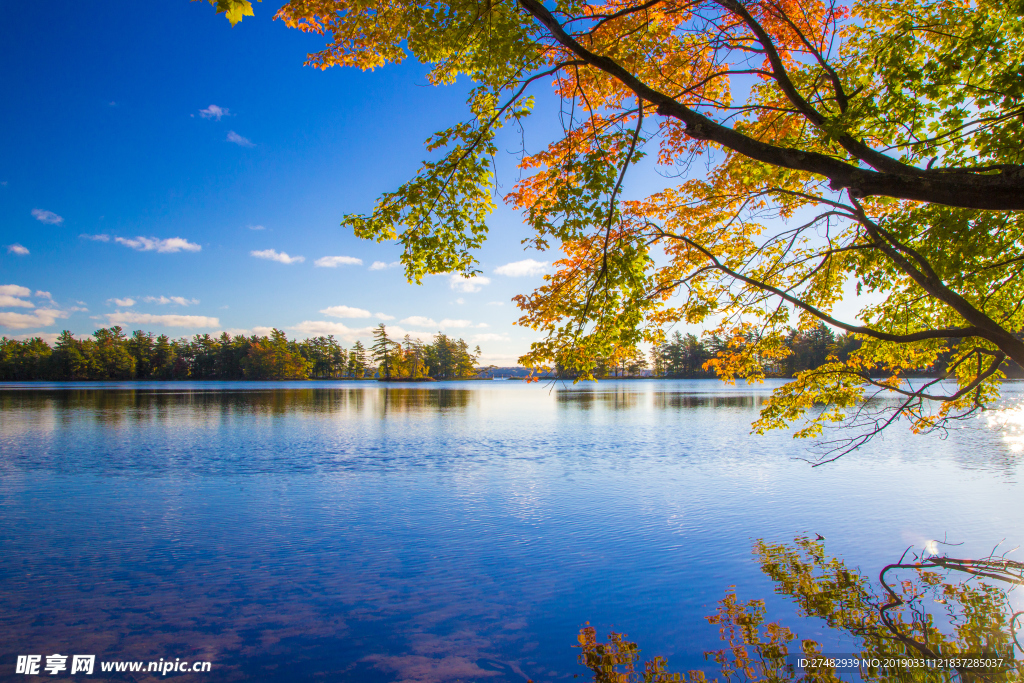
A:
653,224,981,344
517,0,1024,210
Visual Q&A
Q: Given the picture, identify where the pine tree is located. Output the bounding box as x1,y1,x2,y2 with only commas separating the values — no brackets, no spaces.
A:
370,324,394,380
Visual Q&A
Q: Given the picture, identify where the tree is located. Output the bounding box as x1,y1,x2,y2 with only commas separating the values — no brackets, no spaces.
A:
302,335,345,378
90,327,136,380
0,336,53,381
127,330,155,379
349,341,369,379
423,333,481,379
50,331,87,380
0,327,497,382
152,334,176,379
211,0,1024,456
327,335,348,378
399,334,429,379
370,323,396,380
240,329,311,380
780,323,836,376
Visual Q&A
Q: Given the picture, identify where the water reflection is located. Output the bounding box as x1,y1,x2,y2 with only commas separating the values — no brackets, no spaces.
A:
2,382,1023,682
556,387,643,410
555,388,762,411
577,538,1024,682
0,385,476,420
652,393,760,410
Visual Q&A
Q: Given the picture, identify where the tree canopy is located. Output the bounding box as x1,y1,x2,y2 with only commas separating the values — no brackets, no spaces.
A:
1,327,482,381
208,0,1024,454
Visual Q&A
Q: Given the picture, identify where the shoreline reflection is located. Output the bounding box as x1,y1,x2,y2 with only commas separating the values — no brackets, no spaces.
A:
577,537,1024,682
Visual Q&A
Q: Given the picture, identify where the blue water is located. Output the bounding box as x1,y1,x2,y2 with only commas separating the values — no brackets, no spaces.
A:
0,380,1022,681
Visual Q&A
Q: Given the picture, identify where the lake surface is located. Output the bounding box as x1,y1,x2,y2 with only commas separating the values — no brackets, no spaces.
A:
1,380,1022,681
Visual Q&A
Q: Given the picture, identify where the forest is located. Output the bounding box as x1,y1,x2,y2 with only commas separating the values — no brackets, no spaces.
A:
0,324,481,381
568,323,858,378
593,323,1023,380
4,322,1018,382
649,324,860,379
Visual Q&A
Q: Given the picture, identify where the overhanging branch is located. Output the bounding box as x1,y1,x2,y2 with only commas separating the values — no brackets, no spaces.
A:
517,0,1024,210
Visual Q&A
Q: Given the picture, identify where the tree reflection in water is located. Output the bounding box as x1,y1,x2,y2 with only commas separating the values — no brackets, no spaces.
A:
0,386,475,419
576,537,1023,682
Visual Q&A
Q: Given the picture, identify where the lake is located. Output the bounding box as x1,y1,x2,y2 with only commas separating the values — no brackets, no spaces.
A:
1,380,1022,681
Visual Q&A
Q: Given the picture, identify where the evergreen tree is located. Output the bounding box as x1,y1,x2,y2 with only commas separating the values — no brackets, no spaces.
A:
127,330,155,379
349,341,369,379
370,324,395,380
90,327,136,380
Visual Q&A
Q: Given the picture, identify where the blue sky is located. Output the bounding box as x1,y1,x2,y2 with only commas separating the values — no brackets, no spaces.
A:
0,0,557,365
1,1,878,367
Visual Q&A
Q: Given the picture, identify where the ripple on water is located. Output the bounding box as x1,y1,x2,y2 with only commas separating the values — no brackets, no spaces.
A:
0,380,1022,681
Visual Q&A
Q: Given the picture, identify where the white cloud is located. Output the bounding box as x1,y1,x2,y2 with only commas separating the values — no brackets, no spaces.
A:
391,328,435,343
227,131,254,147
396,316,478,330
247,224,265,231
216,327,279,337
321,305,371,318
291,320,376,342
7,244,29,255
369,260,400,270
32,209,63,225
449,273,490,292
495,258,548,277
401,316,438,327
199,104,229,120
375,312,395,320
455,297,465,305
487,301,505,306
115,236,201,253
142,296,199,306
0,308,69,330
1,285,32,298
80,233,110,242
35,291,53,300
0,294,34,308
0,285,34,308
477,353,524,365
10,332,61,344
292,321,432,344
108,297,136,307
106,311,219,328
471,333,509,343
251,249,304,264
213,326,279,337
217,328,255,337
315,255,363,268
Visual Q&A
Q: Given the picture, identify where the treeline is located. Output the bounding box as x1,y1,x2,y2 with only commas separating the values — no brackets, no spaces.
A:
649,323,1024,379
651,324,861,378
546,324,862,379
0,324,482,381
